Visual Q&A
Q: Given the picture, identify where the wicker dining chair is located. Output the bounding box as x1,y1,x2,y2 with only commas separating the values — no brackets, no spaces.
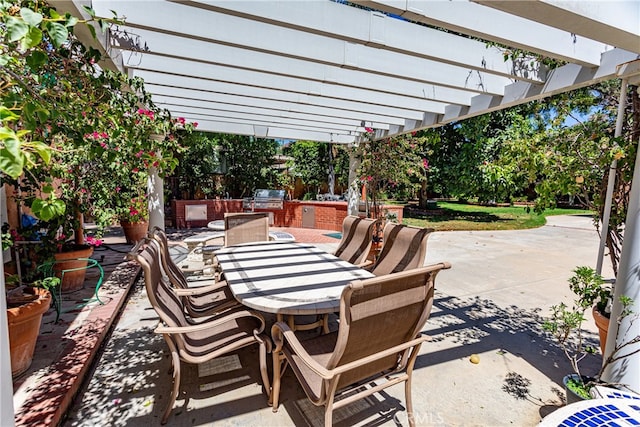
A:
224,212,270,246
368,223,435,276
333,216,380,266
127,239,271,424
271,263,451,427
149,228,240,317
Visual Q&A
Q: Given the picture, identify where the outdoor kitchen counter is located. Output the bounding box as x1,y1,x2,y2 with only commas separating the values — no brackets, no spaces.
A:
170,199,403,231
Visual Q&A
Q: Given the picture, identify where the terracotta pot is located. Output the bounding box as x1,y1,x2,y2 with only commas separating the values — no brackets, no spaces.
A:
7,287,52,377
121,220,149,244
54,245,94,292
592,305,610,355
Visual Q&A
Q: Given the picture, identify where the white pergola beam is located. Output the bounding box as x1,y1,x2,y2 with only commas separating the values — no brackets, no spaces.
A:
132,64,438,118
132,70,428,121
113,27,479,106
146,84,407,127
154,98,391,131
182,0,546,83
96,0,514,95
156,102,386,134
354,0,610,66
478,0,640,54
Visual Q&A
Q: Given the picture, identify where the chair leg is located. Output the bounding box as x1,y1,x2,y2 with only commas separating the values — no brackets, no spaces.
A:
405,377,415,427
257,338,271,401
162,350,181,424
324,397,334,427
272,352,284,411
405,344,422,427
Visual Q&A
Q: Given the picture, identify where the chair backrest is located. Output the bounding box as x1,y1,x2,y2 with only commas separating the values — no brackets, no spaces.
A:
369,223,434,276
149,227,189,290
224,212,270,246
333,216,380,265
126,239,188,329
327,263,449,390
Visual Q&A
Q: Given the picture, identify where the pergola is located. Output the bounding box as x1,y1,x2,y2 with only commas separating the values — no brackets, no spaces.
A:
2,1,640,424
76,0,639,144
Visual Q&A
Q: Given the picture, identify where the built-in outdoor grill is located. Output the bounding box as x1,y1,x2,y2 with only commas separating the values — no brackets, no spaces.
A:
251,189,286,210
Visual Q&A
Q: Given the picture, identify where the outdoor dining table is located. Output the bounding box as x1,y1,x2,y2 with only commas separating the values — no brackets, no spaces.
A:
215,241,374,332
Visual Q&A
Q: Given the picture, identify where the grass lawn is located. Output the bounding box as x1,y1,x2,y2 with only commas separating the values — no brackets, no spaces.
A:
402,201,593,231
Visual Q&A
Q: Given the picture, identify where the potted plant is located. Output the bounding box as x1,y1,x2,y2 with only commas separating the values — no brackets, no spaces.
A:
544,266,638,403
116,187,150,244
6,276,57,377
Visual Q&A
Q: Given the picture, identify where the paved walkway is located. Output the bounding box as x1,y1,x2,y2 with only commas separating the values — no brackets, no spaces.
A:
13,216,613,426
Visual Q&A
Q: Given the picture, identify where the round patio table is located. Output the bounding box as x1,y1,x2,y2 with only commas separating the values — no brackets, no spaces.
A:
538,397,640,426
215,241,373,332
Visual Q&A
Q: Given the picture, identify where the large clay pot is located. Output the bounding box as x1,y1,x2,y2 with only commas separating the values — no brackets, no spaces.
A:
7,287,52,377
53,245,94,292
592,305,610,355
121,220,149,244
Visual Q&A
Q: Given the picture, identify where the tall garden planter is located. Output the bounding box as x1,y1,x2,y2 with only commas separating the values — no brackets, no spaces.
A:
592,305,610,355
121,220,149,244
8,287,52,377
53,244,94,292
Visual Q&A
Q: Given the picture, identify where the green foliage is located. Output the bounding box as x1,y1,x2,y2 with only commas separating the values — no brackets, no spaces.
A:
543,266,608,378
285,140,327,194
354,130,425,219
218,135,280,197
173,132,223,198
541,266,640,394
1,1,193,262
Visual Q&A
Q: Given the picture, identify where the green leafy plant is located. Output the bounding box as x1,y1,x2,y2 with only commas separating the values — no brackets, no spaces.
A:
544,266,639,398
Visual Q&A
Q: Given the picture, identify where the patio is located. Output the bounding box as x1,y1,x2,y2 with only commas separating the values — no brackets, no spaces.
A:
12,215,612,426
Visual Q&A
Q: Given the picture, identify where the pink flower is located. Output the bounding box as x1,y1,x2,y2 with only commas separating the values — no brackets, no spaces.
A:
86,236,103,247
193,122,198,128
422,159,429,169
100,142,108,149
365,127,373,133
177,117,186,125
115,186,121,192
135,150,144,158
132,168,139,173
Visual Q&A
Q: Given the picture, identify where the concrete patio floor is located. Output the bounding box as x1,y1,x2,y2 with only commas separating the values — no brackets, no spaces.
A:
14,215,613,426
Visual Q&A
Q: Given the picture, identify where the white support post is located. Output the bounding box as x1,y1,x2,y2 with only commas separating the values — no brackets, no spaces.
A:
347,145,361,217
596,78,627,275
147,166,165,232
600,127,640,393
0,183,15,426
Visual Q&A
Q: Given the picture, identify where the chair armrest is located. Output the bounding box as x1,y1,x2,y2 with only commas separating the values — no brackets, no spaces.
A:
173,280,228,296
273,322,428,380
331,335,428,376
272,321,333,379
356,260,373,268
156,308,265,335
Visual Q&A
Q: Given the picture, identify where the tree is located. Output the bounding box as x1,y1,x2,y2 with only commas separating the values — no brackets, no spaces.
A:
507,82,639,275
285,140,328,197
173,132,223,199
218,135,279,197
354,129,425,219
